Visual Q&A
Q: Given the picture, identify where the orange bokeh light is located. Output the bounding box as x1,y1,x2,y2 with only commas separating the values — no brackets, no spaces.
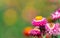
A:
23,27,32,36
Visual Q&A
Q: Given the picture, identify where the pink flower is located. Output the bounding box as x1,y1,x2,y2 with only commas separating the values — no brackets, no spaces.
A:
32,18,47,26
51,8,60,20
45,23,60,35
30,29,41,36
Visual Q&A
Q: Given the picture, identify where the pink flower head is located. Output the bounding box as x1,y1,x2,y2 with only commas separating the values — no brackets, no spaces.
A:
51,8,60,20
30,29,41,36
32,17,47,26
45,23,60,35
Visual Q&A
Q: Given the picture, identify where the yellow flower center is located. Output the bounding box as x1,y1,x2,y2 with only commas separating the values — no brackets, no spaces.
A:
35,16,43,20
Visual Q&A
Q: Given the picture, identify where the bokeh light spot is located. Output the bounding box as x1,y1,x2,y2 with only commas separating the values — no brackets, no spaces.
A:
22,6,38,22
3,9,18,26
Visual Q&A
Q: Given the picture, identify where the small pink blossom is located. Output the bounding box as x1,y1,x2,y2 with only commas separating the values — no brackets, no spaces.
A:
32,18,47,26
45,23,60,35
30,29,41,36
51,8,60,20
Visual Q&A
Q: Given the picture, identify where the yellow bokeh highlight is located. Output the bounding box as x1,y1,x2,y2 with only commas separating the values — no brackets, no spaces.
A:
22,1,38,22
3,9,18,26
35,16,43,20
22,6,38,22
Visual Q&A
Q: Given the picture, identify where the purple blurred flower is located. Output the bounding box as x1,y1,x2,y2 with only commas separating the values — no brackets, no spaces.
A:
32,18,47,26
45,23,60,35
51,8,60,20
30,29,41,36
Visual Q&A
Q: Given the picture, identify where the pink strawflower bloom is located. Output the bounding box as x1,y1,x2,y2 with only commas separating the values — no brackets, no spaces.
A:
45,23,60,35
51,8,60,20
30,29,41,36
32,18,47,26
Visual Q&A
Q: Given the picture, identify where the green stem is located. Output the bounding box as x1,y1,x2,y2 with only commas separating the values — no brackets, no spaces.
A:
55,19,59,23
52,35,58,38
43,35,46,38
51,34,53,38
58,19,59,23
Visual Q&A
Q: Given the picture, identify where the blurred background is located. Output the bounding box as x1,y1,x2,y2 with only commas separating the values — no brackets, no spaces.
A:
0,0,60,38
